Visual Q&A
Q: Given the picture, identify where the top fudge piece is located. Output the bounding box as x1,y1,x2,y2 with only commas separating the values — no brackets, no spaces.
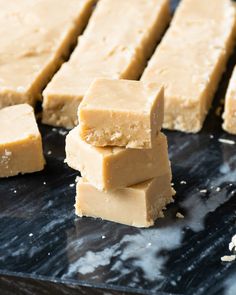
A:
141,0,236,133
78,79,164,149
0,0,95,109
0,104,45,177
222,66,236,134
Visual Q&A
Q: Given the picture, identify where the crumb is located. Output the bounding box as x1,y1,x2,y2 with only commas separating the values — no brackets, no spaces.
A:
218,138,235,145
210,135,214,139
176,212,184,219
229,183,233,187
215,106,222,117
52,128,57,132
48,252,51,256
229,235,236,252
13,190,17,194
43,181,46,185
64,158,67,163
180,180,187,185
147,242,152,247
75,176,80,183
47,150,52,155
69,183,75,188
216,187,221,192
5,149,12,156
29,233,33,237
102,235,106,239
221,255,236,262
58,129,68,136
199,189,207,194
171,182,174,186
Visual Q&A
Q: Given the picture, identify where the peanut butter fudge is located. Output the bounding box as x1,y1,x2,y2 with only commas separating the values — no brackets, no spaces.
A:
66,127,171,191
223,66,236,134
78,79,164,149
42,0,170,128
76,175,175,227
0,104,45,177
142,0,236,133
0,0,96,109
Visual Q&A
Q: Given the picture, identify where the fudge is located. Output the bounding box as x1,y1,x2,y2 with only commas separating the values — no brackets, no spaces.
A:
223,66,236,134
141,0,236,133
0,104,45,177
0,0,96,109
78,79,164,149
42,0,170,128
66,127,171,191
76,175,175,227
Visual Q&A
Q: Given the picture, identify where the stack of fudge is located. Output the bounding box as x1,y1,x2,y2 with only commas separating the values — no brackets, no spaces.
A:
65,78,175,227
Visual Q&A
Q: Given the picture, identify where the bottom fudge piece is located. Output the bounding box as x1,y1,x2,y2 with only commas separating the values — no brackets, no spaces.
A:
75,174,175,228
223,66,236,134
0,104,45,177
66,127,171,191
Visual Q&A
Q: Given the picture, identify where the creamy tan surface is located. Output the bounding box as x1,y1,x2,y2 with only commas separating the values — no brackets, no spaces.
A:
223,66,236,134
0,104,45,177
42,0,170,128
76,175,175,227
66,127,171,190
0,0,96,109
78,79,164,148
142,0,236,133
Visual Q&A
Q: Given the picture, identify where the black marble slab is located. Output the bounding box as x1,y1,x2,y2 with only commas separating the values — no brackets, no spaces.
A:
1,1,236,294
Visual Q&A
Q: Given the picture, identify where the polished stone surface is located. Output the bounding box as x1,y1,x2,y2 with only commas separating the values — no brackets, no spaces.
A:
1,1,236,294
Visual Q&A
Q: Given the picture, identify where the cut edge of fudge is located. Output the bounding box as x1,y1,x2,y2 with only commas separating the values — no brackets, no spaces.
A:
222,66,236,134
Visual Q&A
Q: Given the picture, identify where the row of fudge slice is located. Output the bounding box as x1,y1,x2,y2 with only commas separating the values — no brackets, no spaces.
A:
65,78,175,227
42,0,236,134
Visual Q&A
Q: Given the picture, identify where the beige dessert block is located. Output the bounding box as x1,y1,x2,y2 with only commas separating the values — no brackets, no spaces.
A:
76,175,175,227
78,79,164,149
0,104,45,177
142,0,236,133
66,127,171,190
223,66,236,134
42,0,170,128
0,0,96,109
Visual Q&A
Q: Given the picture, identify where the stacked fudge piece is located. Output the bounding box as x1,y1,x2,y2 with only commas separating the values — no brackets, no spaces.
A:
65,78,175,227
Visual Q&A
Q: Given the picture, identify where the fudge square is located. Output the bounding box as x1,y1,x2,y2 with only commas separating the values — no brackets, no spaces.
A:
0,104,45,177
78,79,164,149
76,174,175,227
66,126,171,191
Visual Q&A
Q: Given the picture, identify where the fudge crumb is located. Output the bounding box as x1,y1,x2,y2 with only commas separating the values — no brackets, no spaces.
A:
69,183,75,188
218,138,235,145
58,129,68,136
221,255,236,262
229,235,236,252
176,212,184,219
180,180,187,185
216,187,221,192
215,106,222,117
